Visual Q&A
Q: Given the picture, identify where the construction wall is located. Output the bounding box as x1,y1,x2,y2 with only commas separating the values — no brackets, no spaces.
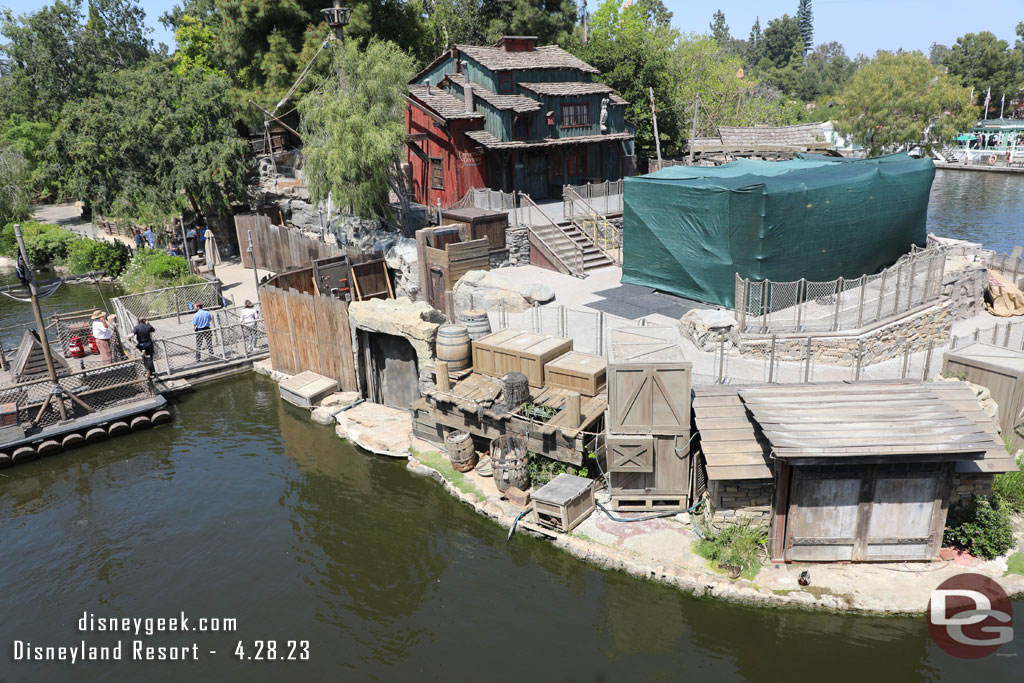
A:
234,213,341,273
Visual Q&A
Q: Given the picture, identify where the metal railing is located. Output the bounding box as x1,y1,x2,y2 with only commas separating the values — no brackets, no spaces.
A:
517,192,585,278
564,187,622,265
562,180,623,216
154,318,268,376
735,246,947,334
111,281,223,327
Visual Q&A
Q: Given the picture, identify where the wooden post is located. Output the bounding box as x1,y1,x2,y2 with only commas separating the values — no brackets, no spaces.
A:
874,268,888,323
803,337,812,383
768,334,777,383
761,281,768,333
892,263,903,316
901,343,911,379
565,391,581,428
855,339,863,382
597,311,605,355
687,92,699,164
992,324,1000,344
906,254,917,308
717,331,725,384
1007,322,1015,347
832,277,844,331
12,223,67,421
650,87,663,169
795,278,805,332
436,360,451,392
923,341,934,380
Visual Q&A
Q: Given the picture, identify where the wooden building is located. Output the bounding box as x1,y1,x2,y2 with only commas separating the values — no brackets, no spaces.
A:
943,342,1024,450
693,381,1018,563
406,36,636,206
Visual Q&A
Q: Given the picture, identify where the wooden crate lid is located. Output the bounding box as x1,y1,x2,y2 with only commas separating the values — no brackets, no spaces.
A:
523,336,572,355
473,328,522,347
502,331,548,350
607,327,688,365
945,341,1024,374
532,473,593,505
546,351,606,373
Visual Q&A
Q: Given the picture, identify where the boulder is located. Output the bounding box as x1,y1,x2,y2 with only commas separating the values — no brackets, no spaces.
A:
678,308,737,352
347,297,443,366
385,238,420,300
335,401,412,457
452,270,555,313
311,391,362,425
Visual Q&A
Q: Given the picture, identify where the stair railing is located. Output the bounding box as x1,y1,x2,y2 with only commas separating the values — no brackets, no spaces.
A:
517,192,585,278
564,187,622,266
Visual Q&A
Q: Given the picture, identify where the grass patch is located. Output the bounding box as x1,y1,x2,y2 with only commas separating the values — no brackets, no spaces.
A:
993,472,1024,514
694,519,768,581
413,448,486,502
1005,552,1024,577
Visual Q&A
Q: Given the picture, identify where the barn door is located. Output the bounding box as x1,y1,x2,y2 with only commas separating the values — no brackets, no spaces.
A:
367,332,420,410
785,472,862,562
862,473,944,561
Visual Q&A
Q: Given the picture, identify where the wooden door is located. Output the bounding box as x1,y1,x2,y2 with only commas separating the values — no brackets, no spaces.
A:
428,266,446,311
368,332,420,410
526,155,548,199
785,465,950,562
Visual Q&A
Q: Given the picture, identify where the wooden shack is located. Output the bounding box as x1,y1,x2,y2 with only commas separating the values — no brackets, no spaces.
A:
604,327,693,511
472,330,572,387
438,207,509,260
693,381,1018,563
943,342,1024,449
416,223,491,318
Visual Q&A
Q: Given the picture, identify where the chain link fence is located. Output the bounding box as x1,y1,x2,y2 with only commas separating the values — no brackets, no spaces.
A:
0,359,155,429
950,318,1024,352
151,306,268,376
111,281,223,326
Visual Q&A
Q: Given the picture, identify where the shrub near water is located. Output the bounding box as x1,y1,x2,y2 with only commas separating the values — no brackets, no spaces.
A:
0,221,78,265
67,239,131,277
120,248,203,293
695,519,768,579
943,495,1015,560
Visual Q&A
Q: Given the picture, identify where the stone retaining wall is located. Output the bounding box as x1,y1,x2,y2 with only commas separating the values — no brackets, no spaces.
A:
505,226,530,268
707,479,774,526
949,473,996,504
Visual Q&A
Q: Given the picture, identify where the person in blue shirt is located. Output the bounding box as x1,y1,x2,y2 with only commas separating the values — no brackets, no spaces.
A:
192,303,213,362
143,227,156,248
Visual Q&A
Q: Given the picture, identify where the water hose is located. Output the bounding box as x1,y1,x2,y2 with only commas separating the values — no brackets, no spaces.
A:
507,507,531,541
596,497,703,524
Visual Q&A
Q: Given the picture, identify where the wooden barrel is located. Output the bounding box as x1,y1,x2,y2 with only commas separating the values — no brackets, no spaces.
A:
456,309,492,341
436,324,471,371
490,435,530,493
446,430,477,473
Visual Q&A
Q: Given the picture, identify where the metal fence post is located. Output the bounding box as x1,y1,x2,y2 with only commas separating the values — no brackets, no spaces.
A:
761,281,769,333
803,338,812,383
892,263,903,316
874,269,888,323
598,311,605,355
717,332,725,384
901,343,911,379
856,275,866,328
796,278,805,332
992,324,1000,344
174,285,180,324
923,341,934,380
854,339,863,382
1006,322,1013,347
160,340,171,375
832,277,844,331
906,252,917,308
768,334,777,383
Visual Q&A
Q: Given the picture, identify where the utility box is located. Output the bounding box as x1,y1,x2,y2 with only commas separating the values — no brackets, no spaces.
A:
606,327,691,434
279,371,340,409
472,330,572,387
544,351,607,397
532,473,596,532
943,341,1024,447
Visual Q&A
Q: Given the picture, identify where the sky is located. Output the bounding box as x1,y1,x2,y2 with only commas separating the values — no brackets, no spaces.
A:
0,0,1021,58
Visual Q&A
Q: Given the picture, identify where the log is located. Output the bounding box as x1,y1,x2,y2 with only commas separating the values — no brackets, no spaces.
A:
565,391,581,428
436,361,451,392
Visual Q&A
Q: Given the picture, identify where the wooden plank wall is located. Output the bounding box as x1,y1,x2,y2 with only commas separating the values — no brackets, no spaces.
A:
235,213,341,272
261,283,357,391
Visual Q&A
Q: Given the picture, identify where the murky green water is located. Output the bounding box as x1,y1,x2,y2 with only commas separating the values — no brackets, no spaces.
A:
3,174,1024,682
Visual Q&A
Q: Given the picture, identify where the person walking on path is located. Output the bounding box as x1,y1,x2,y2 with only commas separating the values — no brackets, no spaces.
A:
143,226,156,248
192,303,213,362
133,229,144,251
91,310,113,365
128,317,157,376
239,300,259,352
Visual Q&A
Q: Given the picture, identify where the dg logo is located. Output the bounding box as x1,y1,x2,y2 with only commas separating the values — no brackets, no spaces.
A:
927,573,1014,658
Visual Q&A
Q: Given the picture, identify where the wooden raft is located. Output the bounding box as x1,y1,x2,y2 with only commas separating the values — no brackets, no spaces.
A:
421,371,606,466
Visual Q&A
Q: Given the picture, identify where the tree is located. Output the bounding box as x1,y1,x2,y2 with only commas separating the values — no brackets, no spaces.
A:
571,0,680,155
478,0,579,46
928,42,949,66
422,0,488,54
942,31,1023,107
0,115,56,197
746,16,762,64
0,145,32,226
795,40,854,100
797,0,813,51
837,51,977,157
49,59,251,228
299,39,416,234
753,14,804,94
710,10,729,47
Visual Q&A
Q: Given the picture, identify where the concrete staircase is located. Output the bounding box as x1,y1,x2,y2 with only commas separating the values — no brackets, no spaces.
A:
555,222,613,272
519,193,612,278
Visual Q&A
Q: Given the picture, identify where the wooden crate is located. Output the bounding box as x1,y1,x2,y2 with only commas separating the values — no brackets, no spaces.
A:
545,351,606,396
0,402,18,427
607,327,690,434
532,473,595,532
441,208,508,253
472,330,572,386
607,432,691,499
279,371,339,409
943,342,1024,448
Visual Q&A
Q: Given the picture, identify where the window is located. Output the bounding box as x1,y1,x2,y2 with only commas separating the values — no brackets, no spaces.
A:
561,102,590,128
567,148,586,177
513,115,530,140
497,71,513,94
430,157,444,190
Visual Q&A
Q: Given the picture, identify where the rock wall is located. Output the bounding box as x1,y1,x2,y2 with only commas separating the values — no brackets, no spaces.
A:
347,297,445,394
707,479,774,526
949,473,996,504
505,227,530,268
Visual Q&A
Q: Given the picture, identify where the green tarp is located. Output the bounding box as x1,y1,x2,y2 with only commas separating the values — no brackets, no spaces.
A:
621,154,935,307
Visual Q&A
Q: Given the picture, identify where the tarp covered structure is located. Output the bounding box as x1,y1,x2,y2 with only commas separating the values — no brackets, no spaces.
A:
621,154,935,307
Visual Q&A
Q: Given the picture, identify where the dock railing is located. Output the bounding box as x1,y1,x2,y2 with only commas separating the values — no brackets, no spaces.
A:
562,180,623,215
111,281,223,330
151,305,268,376
734,245,947,334
564,187,623,266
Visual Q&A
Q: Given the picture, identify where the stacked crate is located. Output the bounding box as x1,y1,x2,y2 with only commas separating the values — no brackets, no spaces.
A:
472,330,572,387
605,327,692,511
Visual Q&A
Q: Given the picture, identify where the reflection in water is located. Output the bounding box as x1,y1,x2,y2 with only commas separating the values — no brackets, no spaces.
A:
928,170,1024,253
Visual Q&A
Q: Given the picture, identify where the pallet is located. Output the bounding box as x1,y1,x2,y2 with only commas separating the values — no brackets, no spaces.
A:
610,494,688,512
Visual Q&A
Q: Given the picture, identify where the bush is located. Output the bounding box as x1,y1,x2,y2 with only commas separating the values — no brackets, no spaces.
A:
695,519,768,579
993,471,1024,514
120,248,203,293
526,451,596,488
67,239,132,277
943,496,1015,560
1,221,79,265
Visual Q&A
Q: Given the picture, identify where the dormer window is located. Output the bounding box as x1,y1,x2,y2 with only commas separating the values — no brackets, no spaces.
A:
497,72,513,94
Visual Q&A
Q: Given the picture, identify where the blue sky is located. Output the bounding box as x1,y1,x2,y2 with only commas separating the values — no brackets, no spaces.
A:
1,0,1021,58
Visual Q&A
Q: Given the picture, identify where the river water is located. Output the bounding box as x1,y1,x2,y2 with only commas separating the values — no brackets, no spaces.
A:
2,171,1024,682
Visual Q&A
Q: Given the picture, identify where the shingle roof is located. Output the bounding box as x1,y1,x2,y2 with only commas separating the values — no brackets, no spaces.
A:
444,74,540,113
455,44,599,74
518,81,628,105
465,130,633,150
408,84,483,120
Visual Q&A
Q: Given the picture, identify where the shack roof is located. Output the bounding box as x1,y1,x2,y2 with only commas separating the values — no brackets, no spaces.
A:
518,81,628,104
465,130,632,150
444,73,540,113
455,44,599,74
408,83,483,121
693,381,1016,481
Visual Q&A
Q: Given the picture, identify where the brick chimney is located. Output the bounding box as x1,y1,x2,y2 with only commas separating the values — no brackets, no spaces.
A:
498,36,536,52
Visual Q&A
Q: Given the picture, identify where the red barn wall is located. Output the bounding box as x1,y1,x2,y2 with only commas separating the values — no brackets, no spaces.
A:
406,102,486,208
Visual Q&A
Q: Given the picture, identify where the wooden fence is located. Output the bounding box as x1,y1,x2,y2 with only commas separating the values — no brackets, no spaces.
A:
234,213,341,272
261,269,357,391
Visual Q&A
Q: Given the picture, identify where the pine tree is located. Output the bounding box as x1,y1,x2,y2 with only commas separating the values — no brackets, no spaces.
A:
709,10,730,47
797,0,813,51
747,17,762,64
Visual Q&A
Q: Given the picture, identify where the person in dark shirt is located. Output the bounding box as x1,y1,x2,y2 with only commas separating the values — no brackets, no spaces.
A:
129,317,157,375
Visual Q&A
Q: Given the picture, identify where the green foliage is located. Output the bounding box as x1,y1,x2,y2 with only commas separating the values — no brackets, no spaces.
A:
299,39,415,221
172,15,223,77
993,471,1024,514
695,519,767,579
120,248,201,292
49,58,251,223
837,51,977,157
795,41,855,101
709,10,729,47
67,238,132,277
1005,552,1024,577
750,14,804,94
942,31,1023,108
0,221,78,265
518,401,558,422
943,496,1015,560
478,0,578,46
0,146,33,226
796,0,813,51
0,115,56,198
526,451,595,489
928,42,950,66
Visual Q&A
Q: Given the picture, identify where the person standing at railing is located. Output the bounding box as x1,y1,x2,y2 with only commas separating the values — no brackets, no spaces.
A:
239,300,259,352
192,303,213,362
90,310,113,365
129,317,157,376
